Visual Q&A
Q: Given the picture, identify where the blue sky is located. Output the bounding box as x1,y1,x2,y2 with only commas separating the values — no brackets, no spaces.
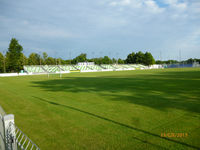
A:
0,0,200,60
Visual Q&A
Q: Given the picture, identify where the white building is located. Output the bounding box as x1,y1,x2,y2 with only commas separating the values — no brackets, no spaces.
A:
149,64,163,69
77,62,94,66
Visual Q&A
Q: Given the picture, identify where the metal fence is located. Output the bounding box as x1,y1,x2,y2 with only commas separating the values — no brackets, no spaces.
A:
163,62,200,68
15,124,40,150
0,105,40,150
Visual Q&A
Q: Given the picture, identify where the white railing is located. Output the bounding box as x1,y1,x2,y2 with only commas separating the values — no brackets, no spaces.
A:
0,106,40,150
14,124,40,150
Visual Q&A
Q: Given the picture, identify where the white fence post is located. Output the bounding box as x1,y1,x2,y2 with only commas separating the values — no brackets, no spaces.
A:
0,114,5,150
3,114,17,150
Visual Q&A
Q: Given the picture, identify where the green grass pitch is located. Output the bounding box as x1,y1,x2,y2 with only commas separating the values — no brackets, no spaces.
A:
0,68,200,150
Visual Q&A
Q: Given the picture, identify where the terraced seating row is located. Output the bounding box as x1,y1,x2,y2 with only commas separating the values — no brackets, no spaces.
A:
123,65,134,68
24,66,45,73
101,65,116,69
87,65,103,70
60,65,76,71
43,65,61,73
75,65,91,71
112,65,127,69
24,64,147,73
129,64,145,69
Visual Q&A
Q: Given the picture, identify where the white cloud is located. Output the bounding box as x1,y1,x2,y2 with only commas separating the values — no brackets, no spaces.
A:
109,0,164,13
0,16,79,39
164,0,187,11
175,3,187,10
144,0,165,13
181,29,200,46
121,0,131,5
188,1,200,18
109,0,142,8
110,1,118,6
164,0,178,5
32,27,76,38
161,28,200,59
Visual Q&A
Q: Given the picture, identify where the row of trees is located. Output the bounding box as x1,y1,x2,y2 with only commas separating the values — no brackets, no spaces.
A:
72,54,125,65
0,38,157,73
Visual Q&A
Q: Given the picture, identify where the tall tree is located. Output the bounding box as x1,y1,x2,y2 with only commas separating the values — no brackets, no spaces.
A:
57,58,64,65
125,52,135,64
112,58,117,64
0,52,4,72
46,57,56,65
102,56,112,64
43,52,48,65
118,58,124,64
28,53,40,65
156,60,163,64
144,52,155,65
134,51,145,64
72,53,87,64
19,54,28,69
76,53,87,62
6,38,23,72
92,57,103,65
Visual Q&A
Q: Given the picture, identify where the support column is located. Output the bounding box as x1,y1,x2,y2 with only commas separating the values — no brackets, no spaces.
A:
0,114,5,150
3,114,17,150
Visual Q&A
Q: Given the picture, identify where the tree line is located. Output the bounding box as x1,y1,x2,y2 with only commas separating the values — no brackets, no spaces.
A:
0,38,158,73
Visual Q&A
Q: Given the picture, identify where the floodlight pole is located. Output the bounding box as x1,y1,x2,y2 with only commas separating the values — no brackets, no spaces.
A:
91,51,94,63
69,51,71,65
108,51,111,65
116,52,119,65
23,52,25,65
54,51,57,66
59,58,62,78
39,51,42,68
3,57,6,73
99,51,102,58
179,49,181,67
160,51,162,61
23,50,25,71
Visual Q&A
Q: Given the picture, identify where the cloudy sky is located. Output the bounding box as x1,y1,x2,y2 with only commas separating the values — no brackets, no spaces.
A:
0,0,200,60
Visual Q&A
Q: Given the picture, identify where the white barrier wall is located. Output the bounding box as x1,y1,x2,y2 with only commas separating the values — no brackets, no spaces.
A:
0,72,70,77
0,73,19,77
0,73,31,77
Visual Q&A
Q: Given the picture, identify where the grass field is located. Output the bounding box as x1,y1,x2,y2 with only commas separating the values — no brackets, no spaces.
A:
0,68,200,150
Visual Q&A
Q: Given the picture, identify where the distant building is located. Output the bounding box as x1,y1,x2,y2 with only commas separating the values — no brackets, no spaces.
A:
149,64,163,69
77,62,94,66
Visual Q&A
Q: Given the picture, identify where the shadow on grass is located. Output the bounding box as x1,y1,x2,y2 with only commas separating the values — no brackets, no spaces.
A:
31,71,200,114
33,96,199,150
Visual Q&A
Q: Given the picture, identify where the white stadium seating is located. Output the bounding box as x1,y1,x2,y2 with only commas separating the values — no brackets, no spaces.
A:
24,64,146,74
